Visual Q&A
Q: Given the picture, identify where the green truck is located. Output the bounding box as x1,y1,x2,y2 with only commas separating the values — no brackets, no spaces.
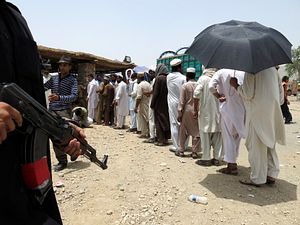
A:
157,49,203,80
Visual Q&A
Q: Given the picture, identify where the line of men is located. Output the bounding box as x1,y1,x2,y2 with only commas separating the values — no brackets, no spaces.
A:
114,58,285,188
44,55,285,187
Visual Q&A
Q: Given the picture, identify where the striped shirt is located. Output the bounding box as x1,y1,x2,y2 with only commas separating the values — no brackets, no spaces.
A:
44,73,78,111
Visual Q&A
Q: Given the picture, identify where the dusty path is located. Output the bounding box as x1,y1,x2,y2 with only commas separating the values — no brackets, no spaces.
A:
52,97,300,225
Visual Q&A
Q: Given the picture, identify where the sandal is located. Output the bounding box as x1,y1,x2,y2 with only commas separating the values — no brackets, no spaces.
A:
239,179,261,187
143,138,156,143
155,142,167,146
175,151,185,157
138,135,149,139
195,160,212,166
217,167,238,175
191,152,200,159
266,176,276,185
211,158,221,166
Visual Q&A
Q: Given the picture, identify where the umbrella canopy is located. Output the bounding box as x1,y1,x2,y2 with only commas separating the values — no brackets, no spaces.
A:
186,20,292,74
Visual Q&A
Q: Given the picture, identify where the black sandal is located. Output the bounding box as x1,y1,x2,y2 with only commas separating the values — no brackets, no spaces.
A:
195,160,212,166
175,151,185,157
239,179,261,187
217,167,238,175
191,152,200,159
266,176,276,185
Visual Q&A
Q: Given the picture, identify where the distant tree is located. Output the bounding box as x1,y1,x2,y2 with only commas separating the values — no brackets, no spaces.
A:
285,46,300,80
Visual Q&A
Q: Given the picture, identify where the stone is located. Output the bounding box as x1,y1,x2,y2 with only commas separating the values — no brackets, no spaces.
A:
107,210,113,215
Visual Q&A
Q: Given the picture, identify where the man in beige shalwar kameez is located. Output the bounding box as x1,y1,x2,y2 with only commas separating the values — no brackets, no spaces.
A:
135,73,151,138
176,68,200,158
230,67,285,186
193,68,223,166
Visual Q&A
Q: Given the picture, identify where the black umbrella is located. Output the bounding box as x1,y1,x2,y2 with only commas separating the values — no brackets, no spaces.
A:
186,20,292,74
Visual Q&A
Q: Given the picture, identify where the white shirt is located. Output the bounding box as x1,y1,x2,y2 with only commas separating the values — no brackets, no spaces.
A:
237,67,286,147
209,69,245,137
167,72,186,124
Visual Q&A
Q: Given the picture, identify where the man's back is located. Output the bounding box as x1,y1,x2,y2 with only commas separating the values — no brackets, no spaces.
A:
238,67,285,147
167,72,186,103
179,80,197,112
195,74,221,133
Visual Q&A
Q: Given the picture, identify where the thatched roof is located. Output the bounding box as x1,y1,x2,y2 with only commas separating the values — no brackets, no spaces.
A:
38,45,135,72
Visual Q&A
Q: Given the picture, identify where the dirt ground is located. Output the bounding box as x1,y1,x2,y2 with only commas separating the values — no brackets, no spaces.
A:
52,96,300,225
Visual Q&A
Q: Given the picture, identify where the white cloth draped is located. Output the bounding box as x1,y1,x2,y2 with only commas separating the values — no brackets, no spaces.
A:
167,72,186,150
209,69,246,138
209,69,245,163
87,79,99,120
237,67,286,148
115,81,129,116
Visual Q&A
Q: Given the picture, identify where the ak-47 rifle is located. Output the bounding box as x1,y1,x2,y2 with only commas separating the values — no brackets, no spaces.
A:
0,83,108,169
0,83,108,203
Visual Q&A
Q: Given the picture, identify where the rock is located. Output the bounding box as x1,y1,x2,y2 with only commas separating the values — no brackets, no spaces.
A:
178,158,186,163
283,210,290,215
248,194,255,198
106,210,113,215
159,163,167,166
54,180,64,188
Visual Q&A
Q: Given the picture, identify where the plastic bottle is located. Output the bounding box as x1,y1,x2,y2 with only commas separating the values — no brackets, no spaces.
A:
188,194,208,205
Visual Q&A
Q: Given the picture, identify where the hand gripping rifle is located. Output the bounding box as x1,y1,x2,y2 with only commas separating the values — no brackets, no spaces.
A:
0,83,108,203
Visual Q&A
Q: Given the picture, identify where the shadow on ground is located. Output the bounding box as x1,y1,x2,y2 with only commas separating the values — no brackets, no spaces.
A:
199,166,297,206
61,161,91,174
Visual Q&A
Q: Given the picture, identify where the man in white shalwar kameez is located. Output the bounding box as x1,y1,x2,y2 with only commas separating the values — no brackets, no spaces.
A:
87,74,99,121
114,74,129,129
209,69,245,174
143,67,156,143
194,68,223,166
167,59,186,152
128,72,138,132
230,67,285,186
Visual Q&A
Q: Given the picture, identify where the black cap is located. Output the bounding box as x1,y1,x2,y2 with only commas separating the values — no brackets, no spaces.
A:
58,55,72,64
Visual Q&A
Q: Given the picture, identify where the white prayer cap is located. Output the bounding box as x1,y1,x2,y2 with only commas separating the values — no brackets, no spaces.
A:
103,75,110,81
187,67,196,73
117,73,123,78
170,58,182,67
